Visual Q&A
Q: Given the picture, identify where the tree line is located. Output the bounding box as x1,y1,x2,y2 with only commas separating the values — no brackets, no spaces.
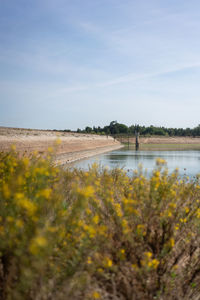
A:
76,121,200,137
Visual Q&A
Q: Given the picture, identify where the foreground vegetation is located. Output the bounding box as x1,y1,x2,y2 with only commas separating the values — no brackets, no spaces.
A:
0,150,200,299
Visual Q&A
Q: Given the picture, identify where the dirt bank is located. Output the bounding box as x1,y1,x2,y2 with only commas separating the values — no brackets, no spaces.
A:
140,136,200,144
0,127,122,164
119,136,200,144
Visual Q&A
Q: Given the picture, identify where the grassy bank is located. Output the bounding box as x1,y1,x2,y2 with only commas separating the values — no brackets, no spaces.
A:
0,150,200,299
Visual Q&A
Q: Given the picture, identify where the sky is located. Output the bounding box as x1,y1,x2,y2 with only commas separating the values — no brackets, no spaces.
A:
1,0,200,130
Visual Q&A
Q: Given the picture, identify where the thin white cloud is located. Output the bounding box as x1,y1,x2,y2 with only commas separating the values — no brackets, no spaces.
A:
2,60,199,98
46,61,200,96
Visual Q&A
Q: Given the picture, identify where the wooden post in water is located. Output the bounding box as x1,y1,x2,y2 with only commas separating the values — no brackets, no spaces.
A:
128,133,130,149
135,131,139,150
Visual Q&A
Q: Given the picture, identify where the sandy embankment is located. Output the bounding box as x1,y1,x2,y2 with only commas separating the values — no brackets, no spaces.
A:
0,127,122,165
119,136,200,144
140,136,200,144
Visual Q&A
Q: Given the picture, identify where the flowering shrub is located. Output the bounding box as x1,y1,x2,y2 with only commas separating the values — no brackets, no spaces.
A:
0,151,200,299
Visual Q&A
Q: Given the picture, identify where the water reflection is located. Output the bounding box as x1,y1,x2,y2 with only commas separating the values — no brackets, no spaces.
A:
73,148,200,178
107,154,128,162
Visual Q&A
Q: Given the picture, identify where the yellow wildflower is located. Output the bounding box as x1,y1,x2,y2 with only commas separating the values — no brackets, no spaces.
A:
87,226,96,238
170,190,176,197
168,211,172,217
151,259,159,269
11,144,16,151
48,226,58,233
169,203,176,209
87,257,92,264
122,219,130,235
0,226,4,235
17,175,25,186
55,138,62,145
22,157,29,168
97,268,103,273
81,186,94,198
104,257,112,268
37,188,52,199
175,223,179,230
196,208,200,218
29,236,47,255
7,216,14,223
16,194,37,216
185,207,189,214
153,170,160,177
137,224,146,236
16,219,23,228
114,203,123,217
92,215,99,224
47,147,53,153
131,264,138,270
169,238,175,248
156,158,166,165
180,218,187,223
2,183,10,199
86,208,92,215
145,252,152,258
92,291,101,299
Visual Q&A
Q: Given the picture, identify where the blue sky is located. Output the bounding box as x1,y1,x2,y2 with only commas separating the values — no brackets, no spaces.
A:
1,0,200,130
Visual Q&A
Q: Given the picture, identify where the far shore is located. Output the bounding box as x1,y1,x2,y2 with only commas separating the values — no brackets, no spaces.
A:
117,135,200,144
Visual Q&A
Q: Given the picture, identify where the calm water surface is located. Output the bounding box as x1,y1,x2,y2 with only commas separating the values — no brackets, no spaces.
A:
73,147,200,178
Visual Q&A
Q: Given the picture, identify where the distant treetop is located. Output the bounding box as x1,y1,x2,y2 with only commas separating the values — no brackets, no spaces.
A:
76,122,200,137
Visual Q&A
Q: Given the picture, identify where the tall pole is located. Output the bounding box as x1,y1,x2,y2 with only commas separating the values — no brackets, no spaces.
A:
135,131,139,150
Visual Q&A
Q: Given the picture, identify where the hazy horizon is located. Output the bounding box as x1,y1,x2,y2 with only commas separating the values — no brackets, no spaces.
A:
1,121,200,132
1,0,200,130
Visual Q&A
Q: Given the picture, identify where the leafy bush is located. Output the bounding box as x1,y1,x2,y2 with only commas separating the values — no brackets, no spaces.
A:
0,151,200,299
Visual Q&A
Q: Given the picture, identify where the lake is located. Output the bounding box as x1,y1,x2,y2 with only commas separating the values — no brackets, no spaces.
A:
73,147,200,178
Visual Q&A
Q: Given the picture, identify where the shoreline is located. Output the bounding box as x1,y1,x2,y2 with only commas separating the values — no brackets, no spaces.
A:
55,144,123,165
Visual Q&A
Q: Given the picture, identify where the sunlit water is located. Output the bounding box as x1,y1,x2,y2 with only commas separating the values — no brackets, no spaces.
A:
72,147,200,178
